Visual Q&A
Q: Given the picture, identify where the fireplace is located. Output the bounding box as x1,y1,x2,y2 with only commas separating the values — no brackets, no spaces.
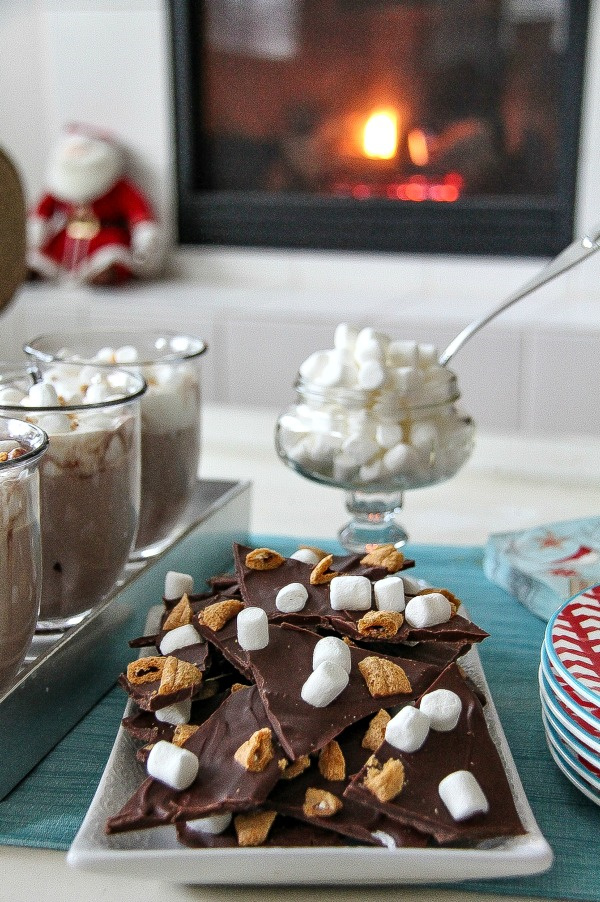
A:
170,0,589,256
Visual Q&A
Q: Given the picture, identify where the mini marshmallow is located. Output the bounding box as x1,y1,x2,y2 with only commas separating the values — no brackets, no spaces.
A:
0,387,25,404
385,705,430,753
276,582,308,613
186,811,232,835
419,688,462,732
301,660,349,707
375,422,403,449
374,576,405,612
341,433,380,467
159,624,203,655
114,345,139,363
332,452,359,482
0,440,21,453
371,830,397,850
329,574,371,611
404,592,452,628
164,570,194,600
146,739,199,790
359,457,384,483
387,339,418,367
438,770,489,821
237,606,269,651
84,382,111,404
36,412,72,434
95,346,116,363
357,359,385,390
354,327,386,362
312,635,352,674
155,698,192,725
290,547,321,565
402,574,424,596
382,442,420,476
26,381,59,407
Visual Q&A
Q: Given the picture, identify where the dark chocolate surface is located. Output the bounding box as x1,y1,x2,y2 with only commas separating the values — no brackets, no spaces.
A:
344,664,526,845
107,685,285,834
246,622,442,760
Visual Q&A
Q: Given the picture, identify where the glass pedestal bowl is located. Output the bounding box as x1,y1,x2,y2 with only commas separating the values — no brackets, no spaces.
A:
275,370,475,552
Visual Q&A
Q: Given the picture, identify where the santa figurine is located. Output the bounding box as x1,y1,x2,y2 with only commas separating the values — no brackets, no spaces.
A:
27,125,163,285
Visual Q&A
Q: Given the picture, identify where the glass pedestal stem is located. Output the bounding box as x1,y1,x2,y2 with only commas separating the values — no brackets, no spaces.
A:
338,490,408,553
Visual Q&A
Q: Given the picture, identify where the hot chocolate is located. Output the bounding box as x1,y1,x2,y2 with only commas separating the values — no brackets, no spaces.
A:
0,367,145,629
0,420,47,691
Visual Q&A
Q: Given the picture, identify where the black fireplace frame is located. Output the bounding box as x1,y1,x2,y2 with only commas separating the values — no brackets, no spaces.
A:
169,0,590,257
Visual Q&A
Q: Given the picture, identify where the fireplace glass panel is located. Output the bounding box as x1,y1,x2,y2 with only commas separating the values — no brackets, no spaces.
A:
171,0,588,255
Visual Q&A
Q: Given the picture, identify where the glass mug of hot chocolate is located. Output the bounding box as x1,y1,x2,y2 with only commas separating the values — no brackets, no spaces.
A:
0,417,47,692
0,364,146,630
25,331,207,558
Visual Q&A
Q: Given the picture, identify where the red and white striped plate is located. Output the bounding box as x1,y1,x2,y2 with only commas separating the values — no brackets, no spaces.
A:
545,585,600,707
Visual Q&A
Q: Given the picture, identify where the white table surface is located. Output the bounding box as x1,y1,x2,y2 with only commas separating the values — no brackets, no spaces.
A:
3,404,599,902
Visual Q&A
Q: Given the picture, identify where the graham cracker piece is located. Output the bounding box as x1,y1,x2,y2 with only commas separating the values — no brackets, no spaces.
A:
279,755,311,780
318,740,346,781
363,755,405,802
303,787,343,818
357,609,404,638
157,656,202,695
245,548,285,570
198,598,244,632
309,553,339,585
172,724,200,747
234,809,277,847
360,544,405,573
362,709,391,751
127,656,165,686
234,728,275,773
163,594,193,631
358,656,412,698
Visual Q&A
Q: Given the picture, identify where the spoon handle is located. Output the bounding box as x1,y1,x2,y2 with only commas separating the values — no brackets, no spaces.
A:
439,223,600,367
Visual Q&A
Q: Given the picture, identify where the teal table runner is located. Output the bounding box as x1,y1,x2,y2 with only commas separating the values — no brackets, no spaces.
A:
1,538,598,899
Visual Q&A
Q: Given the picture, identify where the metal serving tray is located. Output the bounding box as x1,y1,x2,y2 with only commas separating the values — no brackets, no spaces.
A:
0,478,251,800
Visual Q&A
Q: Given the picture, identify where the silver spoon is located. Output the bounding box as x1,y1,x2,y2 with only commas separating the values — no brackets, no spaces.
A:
439,223,600,366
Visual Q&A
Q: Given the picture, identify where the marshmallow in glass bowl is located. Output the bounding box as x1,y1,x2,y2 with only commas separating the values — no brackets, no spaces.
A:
0,364,146,630
275,324,475,551
24,330,207,558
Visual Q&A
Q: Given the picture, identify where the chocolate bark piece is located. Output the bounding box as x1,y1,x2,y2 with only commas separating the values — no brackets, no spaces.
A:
121,709,176,743
176,814,352,848
118,648,208,712
106,685,285,834
192,593,253,679
344,664,526,845
328,608,488,647
246,622,442,760
269,721,429,848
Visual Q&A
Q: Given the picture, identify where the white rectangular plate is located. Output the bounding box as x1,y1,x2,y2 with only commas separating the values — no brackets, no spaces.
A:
67,605,553,885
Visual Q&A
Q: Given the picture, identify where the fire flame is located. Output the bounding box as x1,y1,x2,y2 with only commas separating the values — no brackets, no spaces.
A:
363,109,398,160
407,128,429,167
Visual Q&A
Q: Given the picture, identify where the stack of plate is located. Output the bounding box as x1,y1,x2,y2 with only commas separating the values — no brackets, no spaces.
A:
539,584,600,805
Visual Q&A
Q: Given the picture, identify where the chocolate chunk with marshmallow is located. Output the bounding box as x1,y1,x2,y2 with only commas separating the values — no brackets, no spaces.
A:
405,592,452,628
155,698,192,726
419,688,462,732
159,624,203,655
245,622,440,760
329,574,372,611
374,576,405,612
301,660,350,708
106,685,285,834
269,720,427,848
237,606,269,650
164,571,194,600
146,739,199,790
385,706,430,753
344,664,525,844
438,770,489,822
312,635,352,674
276,582,308,613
